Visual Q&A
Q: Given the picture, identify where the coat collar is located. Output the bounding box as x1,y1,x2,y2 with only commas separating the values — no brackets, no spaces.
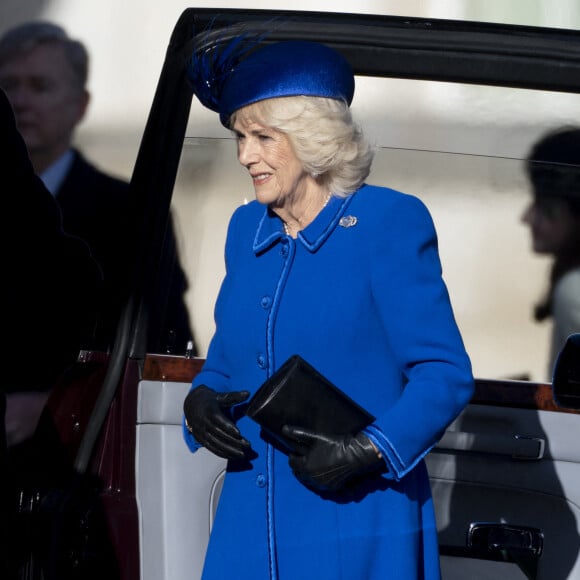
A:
252,192,356,254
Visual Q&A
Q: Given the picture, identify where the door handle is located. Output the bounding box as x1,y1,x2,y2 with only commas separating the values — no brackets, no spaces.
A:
468,522,544,557
436,431,545,460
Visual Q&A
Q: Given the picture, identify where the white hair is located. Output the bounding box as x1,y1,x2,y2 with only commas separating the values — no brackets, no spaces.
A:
230,96,374,196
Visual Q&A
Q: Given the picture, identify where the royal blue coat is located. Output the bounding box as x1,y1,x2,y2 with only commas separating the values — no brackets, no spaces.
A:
184,184,474,580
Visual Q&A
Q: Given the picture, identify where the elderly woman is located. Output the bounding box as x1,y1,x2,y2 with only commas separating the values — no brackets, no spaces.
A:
183,39,474,580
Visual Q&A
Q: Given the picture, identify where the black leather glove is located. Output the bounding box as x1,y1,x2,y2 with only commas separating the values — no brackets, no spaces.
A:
183,385,251,460
282,426,385,492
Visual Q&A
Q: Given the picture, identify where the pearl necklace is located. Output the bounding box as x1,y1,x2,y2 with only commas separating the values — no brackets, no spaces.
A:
283,193,332,236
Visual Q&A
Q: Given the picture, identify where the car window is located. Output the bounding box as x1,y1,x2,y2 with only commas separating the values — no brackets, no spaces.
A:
171,75,580,382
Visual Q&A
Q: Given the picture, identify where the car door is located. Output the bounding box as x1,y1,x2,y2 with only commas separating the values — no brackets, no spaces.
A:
430,383,580,579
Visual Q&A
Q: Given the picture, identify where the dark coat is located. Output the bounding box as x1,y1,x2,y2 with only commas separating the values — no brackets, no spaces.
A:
56,152,193,353
2,90,103,392
56,151,133,349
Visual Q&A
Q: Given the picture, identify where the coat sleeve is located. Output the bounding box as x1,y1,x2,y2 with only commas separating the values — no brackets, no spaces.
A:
363,193,474,481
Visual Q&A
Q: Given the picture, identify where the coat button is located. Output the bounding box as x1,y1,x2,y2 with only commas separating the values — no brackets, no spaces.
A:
260,296,272,309
280,244,289,257
257,355,266,369
256,474,267,487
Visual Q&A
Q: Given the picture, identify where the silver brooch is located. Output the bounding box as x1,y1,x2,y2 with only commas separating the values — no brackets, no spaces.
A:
339,215,358,228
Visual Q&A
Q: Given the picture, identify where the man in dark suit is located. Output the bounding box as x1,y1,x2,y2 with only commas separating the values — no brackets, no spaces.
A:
0,21,193,353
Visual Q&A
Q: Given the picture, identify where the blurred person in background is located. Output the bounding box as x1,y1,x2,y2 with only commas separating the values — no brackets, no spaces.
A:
0,20,193,355
522,126,580,378
0,21,128,349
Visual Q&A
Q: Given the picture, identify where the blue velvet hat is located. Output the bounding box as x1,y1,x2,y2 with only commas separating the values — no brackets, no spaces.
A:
188,38,355,126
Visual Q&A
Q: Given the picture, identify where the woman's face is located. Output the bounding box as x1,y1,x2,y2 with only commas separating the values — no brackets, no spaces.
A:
521,197,579,254
232,113,310,208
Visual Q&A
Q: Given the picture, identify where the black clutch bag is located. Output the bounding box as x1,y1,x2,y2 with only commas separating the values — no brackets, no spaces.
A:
246,355,375,452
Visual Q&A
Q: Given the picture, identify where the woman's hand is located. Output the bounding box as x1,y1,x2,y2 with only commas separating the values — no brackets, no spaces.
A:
282,426,385,492
183,385,251,460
